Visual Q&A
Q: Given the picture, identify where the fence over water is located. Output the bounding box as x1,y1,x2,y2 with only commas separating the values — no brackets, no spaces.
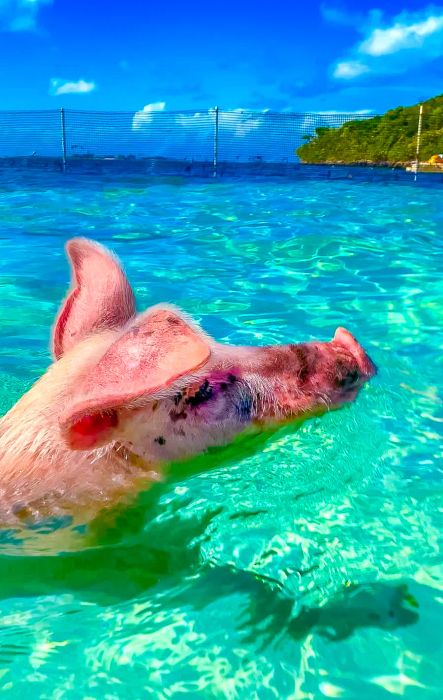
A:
0,108,377,174
0,105,437,183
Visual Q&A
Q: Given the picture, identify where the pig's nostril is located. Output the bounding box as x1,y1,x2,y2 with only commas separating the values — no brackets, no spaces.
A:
347,369,360,384
337,368,360,389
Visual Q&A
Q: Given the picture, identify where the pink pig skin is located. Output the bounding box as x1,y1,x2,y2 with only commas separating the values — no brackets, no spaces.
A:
0,238,376,530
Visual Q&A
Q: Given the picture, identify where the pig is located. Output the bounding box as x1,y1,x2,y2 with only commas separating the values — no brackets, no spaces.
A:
0,238,376,532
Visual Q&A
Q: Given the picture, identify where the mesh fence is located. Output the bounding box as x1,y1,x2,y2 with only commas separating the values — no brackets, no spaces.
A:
0,110,62,157
0,105,434,177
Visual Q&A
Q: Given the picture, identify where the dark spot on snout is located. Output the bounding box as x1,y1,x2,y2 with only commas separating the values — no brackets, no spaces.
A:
167,315,181,325
173,391,182,406
228,374,237,384
154,436,166,445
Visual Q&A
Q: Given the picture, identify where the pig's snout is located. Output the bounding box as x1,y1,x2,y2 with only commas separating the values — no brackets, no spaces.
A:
332,327,377,380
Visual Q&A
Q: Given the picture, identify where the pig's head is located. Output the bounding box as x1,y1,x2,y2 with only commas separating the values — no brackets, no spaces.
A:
52,238,376,464
246,328,377,425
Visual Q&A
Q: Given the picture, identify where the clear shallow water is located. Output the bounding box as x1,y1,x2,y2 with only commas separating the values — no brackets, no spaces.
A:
0,171,442,698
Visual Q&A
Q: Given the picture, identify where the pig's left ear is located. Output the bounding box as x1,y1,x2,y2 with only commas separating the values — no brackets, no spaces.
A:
52,238,136,360
59,307,211,450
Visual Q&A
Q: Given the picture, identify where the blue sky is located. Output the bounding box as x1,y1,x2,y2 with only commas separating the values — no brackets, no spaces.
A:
1,0,442,114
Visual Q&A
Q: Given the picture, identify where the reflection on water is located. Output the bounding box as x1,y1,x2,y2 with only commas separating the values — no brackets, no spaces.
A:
0,173,442,697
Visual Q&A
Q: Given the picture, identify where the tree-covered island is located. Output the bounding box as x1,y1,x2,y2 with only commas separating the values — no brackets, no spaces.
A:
297,94,443,169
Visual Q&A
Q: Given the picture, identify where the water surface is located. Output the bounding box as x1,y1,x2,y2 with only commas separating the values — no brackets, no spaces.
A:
0,171,442,698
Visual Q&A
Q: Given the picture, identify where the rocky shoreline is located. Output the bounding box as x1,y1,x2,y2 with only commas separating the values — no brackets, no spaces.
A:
299,160,443,172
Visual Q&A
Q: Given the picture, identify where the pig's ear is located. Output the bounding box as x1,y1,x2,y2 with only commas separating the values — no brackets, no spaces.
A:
52,238,135,360
59,307,211,450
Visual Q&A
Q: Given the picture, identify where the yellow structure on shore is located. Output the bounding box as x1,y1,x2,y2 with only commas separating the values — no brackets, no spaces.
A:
428,154,443,165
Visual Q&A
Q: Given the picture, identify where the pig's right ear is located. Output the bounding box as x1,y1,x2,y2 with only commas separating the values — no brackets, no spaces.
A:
52,238,136,360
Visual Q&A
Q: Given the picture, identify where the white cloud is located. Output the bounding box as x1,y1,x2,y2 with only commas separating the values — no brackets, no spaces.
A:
175,108,265,136
314,109,374,115
174,111,212,129
360,14,443,56
132,105,266,137
333,61,370,79
132,102,166,129
0,0,52,32
50,79,96,96
220,108,264,136
331,6,443,80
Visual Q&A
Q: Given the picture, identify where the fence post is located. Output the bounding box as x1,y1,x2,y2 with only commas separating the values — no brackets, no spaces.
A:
213,106,219,177
413,104,423,182
60,107,67,173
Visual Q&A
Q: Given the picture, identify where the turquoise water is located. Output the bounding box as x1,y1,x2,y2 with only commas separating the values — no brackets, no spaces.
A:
0,171,442,698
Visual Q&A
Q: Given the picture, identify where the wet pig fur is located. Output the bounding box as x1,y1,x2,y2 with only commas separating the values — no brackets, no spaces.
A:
0,238,376,526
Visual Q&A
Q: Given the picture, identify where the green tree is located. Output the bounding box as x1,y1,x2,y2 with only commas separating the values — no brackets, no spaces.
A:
297,94,443,165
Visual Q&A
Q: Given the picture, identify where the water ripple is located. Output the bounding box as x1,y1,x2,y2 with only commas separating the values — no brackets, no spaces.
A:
0,174,442,698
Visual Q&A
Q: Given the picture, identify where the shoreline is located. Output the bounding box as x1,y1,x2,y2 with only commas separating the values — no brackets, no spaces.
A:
1,157,442,180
